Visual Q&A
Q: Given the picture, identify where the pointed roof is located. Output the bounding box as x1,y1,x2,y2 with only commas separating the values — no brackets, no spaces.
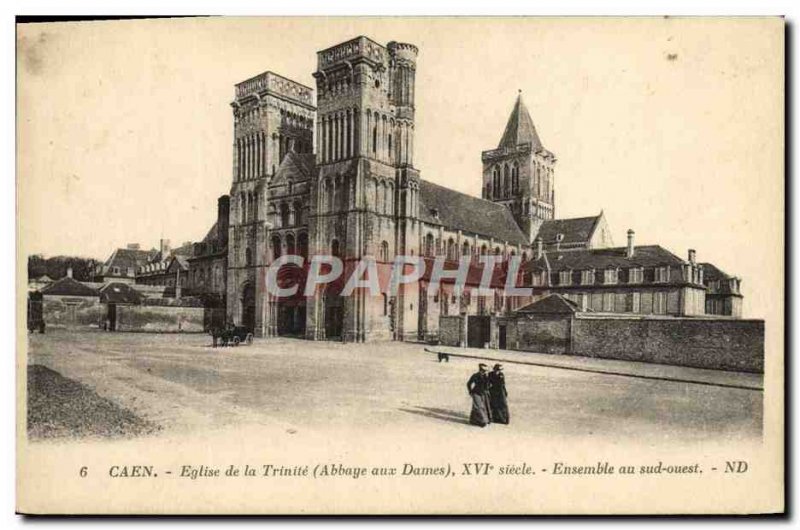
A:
40,277,99,297
271,152,317,185
418,179,529,245
99,282,144,305
535,214,604,248
516,294,579,315
498,93,544,151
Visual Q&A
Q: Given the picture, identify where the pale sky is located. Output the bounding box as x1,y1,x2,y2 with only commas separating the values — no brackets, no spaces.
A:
17,17,783,318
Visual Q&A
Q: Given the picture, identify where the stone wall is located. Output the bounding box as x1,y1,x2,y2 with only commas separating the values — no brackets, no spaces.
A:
505,314,571,354
439,315,465,347
42,296,104,329
115,305,205,333
571,316,764,373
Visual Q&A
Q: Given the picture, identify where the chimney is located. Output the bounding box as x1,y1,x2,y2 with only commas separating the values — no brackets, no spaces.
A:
688,249,696,265
626,229,635,258
66,266,73,279
534,237,544,260
218,195,230,247
160,238,171,258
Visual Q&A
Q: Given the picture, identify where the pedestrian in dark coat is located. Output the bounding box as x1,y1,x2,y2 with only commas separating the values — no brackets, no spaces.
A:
488,363,509,424
466,363,492,427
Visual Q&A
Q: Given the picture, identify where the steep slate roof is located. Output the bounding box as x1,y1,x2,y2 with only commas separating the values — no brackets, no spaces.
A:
104,248,156,272
40,277,99,297
202,221,219,243
523,245,686,273
516,294,579,314
700,262,732,281
535,215,601,247
171,255,190,271
272,152,317,184
700,262,741,295
99,282,144,304
418,180,529,245
498,94,544,151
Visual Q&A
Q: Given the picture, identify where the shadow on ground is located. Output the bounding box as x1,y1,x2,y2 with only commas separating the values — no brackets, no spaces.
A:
399,406,471,426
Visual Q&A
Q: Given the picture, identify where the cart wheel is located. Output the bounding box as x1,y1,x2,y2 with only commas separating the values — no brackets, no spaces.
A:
245,333,253,345
233,336,241,346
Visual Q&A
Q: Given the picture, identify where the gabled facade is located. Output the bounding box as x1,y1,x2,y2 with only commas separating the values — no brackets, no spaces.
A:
95,246,157,284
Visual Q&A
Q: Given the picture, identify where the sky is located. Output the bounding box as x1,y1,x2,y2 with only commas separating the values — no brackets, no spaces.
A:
16,17,783,318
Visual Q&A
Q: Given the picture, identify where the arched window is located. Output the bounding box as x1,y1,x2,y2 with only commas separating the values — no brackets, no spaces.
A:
424,233,434,258
503,164,510,197
286,234,296,256
492,168,500,197
481,244,488,255
380,241,389,262
334,175,343,212
382,181,390,215
376,180,384,214
271,235,282,260
331,239,341,258
268,204,277,227
324,179,333,212
293,200,303,225
447,238,456,261
245,247,253,266
462,241,471,256
280,203,290,227
512,164,519,194
298,232,309,259
494,247,501,255
372,126,377,153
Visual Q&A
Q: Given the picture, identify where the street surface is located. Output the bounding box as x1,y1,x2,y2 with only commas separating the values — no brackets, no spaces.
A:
26,330,762,444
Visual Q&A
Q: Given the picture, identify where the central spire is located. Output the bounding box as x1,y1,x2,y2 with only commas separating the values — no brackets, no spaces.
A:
497,92,544,151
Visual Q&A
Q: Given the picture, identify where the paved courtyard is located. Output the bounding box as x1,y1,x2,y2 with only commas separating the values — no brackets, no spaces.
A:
25,330,762,445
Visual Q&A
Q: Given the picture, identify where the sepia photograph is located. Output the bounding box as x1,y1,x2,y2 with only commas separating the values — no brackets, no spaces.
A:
15,16,784,515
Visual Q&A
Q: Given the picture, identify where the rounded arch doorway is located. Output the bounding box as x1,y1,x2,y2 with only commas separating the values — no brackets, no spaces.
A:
240,282,256,332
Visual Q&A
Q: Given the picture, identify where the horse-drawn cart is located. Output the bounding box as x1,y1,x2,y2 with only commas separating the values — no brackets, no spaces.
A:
211,326,254,347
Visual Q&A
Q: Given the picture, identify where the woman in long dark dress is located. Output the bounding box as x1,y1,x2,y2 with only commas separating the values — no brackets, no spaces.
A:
488,364,509,424
466,363,492,427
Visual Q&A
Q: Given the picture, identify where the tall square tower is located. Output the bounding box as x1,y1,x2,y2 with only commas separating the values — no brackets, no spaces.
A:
227,72,315,334
481,93,556,242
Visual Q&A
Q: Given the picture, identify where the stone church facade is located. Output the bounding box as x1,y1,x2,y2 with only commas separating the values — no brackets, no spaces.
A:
224,35,743,343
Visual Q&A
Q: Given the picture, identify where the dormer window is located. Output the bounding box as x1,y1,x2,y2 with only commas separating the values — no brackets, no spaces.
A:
580,269,594,285
629,267,643,284
654,266,670,283
604,268,618,285
559,270,572,286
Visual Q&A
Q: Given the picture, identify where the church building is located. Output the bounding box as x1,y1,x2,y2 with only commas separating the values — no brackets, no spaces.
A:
223,35,743,342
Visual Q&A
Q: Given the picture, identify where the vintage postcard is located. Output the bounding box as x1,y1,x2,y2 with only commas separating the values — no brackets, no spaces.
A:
16,17,784,514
